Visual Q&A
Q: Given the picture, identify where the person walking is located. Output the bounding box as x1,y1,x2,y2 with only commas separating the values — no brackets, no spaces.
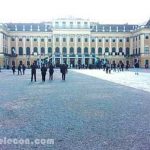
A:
22,64,26,75
31,62,36,82
12,65,15,75
18,64,22,75
60,63,68,80
49,63,54,80
41,64,47,82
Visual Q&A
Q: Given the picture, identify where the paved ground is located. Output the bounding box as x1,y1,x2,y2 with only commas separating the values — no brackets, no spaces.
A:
0,69,150,150
73,68,150,92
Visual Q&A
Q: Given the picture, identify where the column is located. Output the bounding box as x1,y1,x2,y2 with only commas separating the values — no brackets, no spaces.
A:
8,37,11,54
74,35,77,65
23,36,26,55
95,37,98,55
81,35,85,65
109,37,111,55
0,33,3,53
116,37,119,53
130,37,133,55
67,35,70,65
52,35,55,64
140,34,144,54
45,36,48,55
15,37,19,55
60,35,62,64
38,37,41,55
30,36,33,55
102,37,105,55
37,37,41,67
123,37,126,55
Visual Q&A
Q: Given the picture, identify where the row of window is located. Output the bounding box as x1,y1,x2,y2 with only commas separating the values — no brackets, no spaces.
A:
11,47,130,55
133,35,149,41
11,38,129,43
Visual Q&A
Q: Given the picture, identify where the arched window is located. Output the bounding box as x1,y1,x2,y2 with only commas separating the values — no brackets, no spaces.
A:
11,47,16,55
19,47,23,55
48,47,52,54
26,47,30,55
55,47,60,53
41,47,45,54
62,47,67,54
70,47,74,54
112,47,116,53
91,47,95,54
119,47,123,53
98,47,102,55
105,47,109,53
126,47,130,55
84,47,88,54
77,47,81,54
33,47,38,54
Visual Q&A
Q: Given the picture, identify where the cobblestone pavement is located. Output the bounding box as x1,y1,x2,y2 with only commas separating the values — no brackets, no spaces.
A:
0,69,150,150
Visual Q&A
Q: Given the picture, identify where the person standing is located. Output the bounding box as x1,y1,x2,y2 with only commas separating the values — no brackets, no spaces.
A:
134,60,139,75
41,64,47,82
60,63,68,80
31,62,36,82
22,64,26,75
18,64,22,75
12,65,15,75
49,63,54,80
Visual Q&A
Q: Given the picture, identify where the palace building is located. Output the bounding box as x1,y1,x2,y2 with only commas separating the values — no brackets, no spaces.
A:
0,17,150,68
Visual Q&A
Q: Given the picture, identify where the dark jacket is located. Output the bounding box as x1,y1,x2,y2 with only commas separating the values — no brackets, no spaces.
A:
41,66,47,75
60,64,67,74
31,64,36,73
49,65,54,74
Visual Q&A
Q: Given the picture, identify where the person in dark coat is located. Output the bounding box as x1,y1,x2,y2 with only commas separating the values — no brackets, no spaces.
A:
134,60,139,75
49,63,54,80
12,65,15,75
60,63,68,80
31,62,36,82
22,64,26,75
18,64,22,75
41,64,47,82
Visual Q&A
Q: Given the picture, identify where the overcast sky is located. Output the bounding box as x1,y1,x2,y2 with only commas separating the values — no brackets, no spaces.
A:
0,0,150,24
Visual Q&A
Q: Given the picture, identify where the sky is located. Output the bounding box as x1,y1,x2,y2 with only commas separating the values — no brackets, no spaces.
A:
0,0,150,24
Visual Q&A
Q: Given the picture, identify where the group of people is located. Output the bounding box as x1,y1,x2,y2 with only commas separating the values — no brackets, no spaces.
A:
12,64,26,75
31,63,68,82
102,61,130,74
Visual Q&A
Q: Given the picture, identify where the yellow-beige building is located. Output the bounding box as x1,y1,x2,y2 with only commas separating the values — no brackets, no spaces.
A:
0,18,150,68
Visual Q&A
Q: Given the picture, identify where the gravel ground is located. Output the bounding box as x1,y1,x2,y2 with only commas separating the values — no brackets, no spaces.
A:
0,69,150,150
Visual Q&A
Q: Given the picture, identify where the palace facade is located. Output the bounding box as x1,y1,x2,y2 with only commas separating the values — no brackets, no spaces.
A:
0,18,150,68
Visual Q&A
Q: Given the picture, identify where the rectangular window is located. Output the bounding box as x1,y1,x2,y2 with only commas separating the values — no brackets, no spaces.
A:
92,39,95,42
70,38,73,42
48,39,51,42
11,38,15,41
26,38,30,41
34,38,37,42
19,38,22,41
112,39,116,42
63,38,66,42
85,38,88,42
105,39,108,42
56,38,59,42
78,38,81,42
144,47,149,54
119,39,123,42
126,37,129,42
41,39,44,42
99,39,102,42
145,35,149,39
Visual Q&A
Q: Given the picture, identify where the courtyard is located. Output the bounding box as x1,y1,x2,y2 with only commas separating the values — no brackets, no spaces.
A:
0,68,150,150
